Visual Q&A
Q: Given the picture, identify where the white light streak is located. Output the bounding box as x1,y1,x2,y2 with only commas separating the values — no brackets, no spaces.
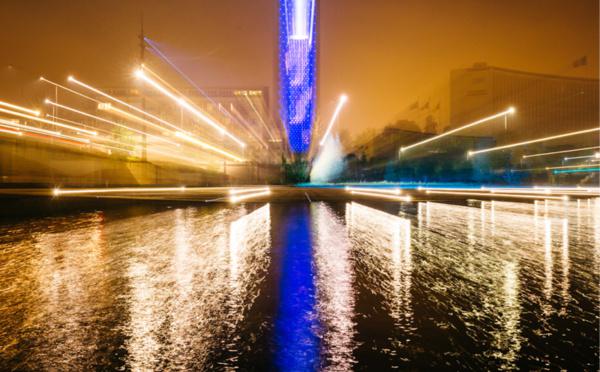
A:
469,127,600,157
175,131,245,162
350,190,412,202
522,146,600,159
0,127,23,136
0,106,96,137
53,186,186,196
229,189,271,203
320,94,348,146
564,154,596,161
0,100,40,116
229,187,272,195
136,68,246,148
400,107,515,153
345,186,402,195
45,100,180,147
425,190,568,200
68,76,184,133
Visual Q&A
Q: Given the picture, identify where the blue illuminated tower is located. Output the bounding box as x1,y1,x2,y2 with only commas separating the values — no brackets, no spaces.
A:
279,0,317,154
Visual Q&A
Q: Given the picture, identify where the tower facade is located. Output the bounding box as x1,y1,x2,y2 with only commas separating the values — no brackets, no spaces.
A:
279,0,317,154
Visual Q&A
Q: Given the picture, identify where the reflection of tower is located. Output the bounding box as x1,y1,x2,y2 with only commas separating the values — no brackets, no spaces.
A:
279,0,317,154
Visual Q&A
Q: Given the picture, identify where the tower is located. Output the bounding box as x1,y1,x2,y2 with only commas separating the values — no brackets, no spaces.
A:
279,0,317,154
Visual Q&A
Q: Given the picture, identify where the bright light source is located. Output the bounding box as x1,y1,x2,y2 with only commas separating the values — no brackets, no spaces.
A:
469,127,600,156
319,93,348,147
400,108,514,153
0,100,40,116
53,187,188,196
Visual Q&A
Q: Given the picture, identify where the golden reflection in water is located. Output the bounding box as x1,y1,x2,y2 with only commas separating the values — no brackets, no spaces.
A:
495,260,521,368
560,219,570,315
543,218,553,308
227,203,271,325
346,202,413,334
421,202,527,369
313,202,356,371
33,214,105,369
123,207,236,370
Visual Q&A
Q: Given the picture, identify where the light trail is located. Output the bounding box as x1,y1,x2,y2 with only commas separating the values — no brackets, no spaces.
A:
175,131,245,162
425,190,568,201
0,127,23,136
229,188,271,203
229,187,272,195
553,168,600,174
44,99,180,147
136,68,246,148
400,107,515,153
421,186,599,196
46,114,113,136
319,94,348,146
53,186,187,196
68,76,184,133
97,102,174,134
522,146,600,159
0,118,60,136
145,147,207,169
229,103,270,149
241,91,277,141
344,186,402,195
40,77,101,103
564,154,597,161
144,37,251,136
468,127,600,157
0,118,90,144
349,190,412,202
0,106,98,136
487,188,598,196
545,164,595,170
0,100,40,116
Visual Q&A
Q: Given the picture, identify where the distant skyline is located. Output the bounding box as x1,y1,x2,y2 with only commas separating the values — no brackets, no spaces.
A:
0,0,597,137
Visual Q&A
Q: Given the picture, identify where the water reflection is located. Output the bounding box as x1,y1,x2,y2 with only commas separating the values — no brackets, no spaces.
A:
0,199,597,370
312,202,356,370
274,204,320,371
346,202,414,365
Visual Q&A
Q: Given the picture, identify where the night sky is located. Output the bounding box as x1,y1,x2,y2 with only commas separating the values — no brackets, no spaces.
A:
0,0,597,137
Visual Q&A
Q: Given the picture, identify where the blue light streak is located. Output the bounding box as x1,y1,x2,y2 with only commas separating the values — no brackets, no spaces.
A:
275,204,320,370
279,0,317,153
553,168,600,174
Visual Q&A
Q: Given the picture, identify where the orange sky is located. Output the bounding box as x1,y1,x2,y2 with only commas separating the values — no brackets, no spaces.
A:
0,0,597,137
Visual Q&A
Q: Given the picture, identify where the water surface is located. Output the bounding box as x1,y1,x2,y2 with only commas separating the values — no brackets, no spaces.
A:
0,199,598,370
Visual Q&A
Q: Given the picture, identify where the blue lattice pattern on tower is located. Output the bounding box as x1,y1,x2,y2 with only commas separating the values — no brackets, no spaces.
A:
279,0,317,154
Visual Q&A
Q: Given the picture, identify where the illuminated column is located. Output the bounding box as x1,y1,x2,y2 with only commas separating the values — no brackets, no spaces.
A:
279,0,317,154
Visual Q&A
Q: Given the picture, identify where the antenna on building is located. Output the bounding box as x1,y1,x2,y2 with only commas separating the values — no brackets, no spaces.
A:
139,11,147,160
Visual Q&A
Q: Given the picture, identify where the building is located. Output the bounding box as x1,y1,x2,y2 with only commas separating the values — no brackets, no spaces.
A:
450,63,599,151
279,0,318,154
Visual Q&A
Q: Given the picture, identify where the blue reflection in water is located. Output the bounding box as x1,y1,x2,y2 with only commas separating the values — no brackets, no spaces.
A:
275,204,320,371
